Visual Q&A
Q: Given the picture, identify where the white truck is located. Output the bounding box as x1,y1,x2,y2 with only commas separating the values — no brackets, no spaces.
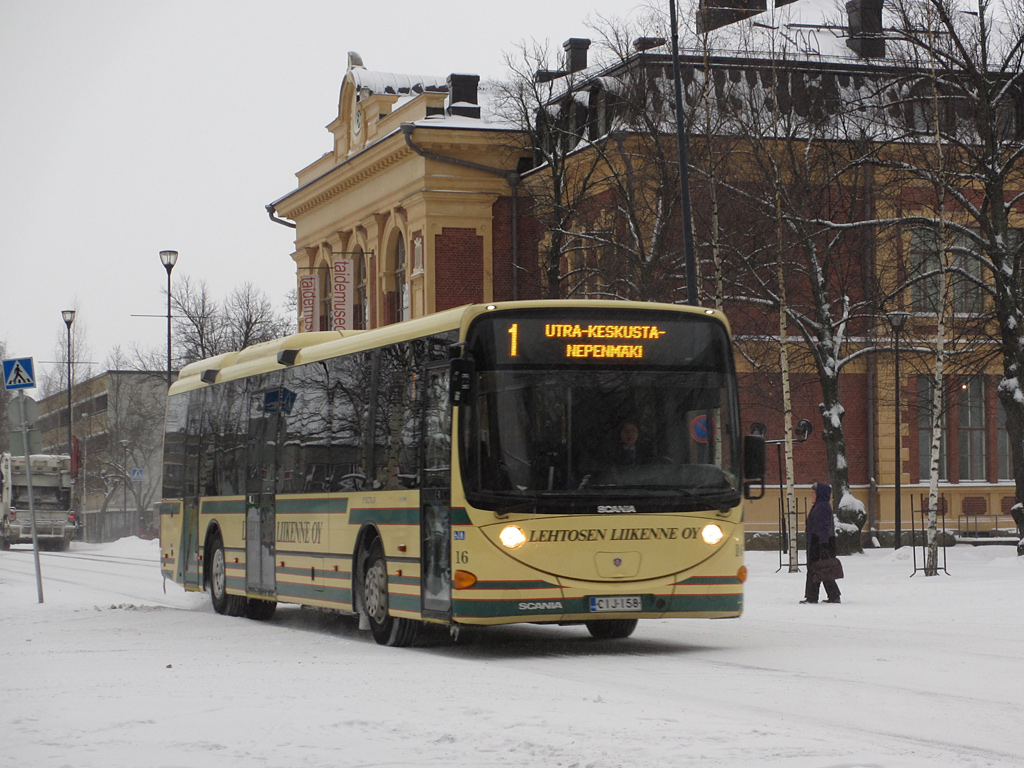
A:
1,453,77,551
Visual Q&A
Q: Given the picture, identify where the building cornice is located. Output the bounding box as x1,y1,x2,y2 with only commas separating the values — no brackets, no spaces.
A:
273,133,416,220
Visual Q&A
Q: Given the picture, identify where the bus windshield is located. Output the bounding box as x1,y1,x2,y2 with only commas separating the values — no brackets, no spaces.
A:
461,309,741,513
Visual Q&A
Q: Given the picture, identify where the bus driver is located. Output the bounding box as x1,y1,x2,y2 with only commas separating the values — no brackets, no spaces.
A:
609,418,652,467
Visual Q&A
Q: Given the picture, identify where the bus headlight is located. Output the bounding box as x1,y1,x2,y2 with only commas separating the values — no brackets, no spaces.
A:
701,523,725,545
499,525,527,549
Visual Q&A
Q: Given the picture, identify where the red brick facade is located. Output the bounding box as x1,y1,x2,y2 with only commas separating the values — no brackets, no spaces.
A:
434,227,485,310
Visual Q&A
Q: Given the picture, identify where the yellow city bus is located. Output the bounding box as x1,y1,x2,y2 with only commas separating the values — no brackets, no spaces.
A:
160,300,765,645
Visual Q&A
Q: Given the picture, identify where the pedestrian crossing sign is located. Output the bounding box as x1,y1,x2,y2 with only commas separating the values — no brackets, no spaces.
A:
3,358,36,390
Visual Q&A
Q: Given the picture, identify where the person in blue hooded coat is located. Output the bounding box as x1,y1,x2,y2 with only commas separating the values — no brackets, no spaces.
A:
802,481,842,604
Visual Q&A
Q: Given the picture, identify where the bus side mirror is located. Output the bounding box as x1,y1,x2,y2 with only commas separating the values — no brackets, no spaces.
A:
449,358,475,405
743,435,766,500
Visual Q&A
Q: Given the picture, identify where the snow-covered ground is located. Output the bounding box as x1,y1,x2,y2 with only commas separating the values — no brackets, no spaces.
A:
2,538,1022,768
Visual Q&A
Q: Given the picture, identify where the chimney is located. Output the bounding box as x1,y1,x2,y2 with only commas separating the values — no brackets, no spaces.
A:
697,0,768,34
563,38,591,73
446,73,481,119
633,37,667,53
846,0,885,59
534,69,567,83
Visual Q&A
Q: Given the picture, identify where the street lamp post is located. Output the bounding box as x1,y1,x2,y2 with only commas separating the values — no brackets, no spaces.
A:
159,250,178,389
120,439,131,535
79,412,89,540
889,311,910,549
61,310,76,454
668,0,698,306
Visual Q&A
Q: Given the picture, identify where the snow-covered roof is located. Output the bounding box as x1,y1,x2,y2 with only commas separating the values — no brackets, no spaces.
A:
348,67,448,101
721,0,862,62
629,0,1021,67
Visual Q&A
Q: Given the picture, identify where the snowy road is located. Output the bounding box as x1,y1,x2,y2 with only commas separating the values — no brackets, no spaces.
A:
2,539,1022,767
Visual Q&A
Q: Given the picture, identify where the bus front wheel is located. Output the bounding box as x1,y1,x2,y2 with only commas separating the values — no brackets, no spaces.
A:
361,539,420,647
209,533,246,617
585,619,638,640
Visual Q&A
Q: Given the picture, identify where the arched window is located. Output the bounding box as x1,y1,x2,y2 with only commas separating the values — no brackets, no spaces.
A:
355,252,367,330
394,236,408,324
318,265,331,331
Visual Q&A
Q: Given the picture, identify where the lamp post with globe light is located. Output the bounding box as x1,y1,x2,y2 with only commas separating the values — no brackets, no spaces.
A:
888,311,910,549
61,310,76,454
159,250,178,388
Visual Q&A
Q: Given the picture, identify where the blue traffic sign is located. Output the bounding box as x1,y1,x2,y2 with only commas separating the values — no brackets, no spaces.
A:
3,358,36,390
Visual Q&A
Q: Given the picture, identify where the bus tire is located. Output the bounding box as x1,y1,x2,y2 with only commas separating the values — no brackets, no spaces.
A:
245,598,277,621
585,619,638,640
209,532,246,617
361,538,420,647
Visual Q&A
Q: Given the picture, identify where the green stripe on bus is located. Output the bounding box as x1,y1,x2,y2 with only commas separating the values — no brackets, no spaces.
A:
275,496,349,515
202,498,246,515
464,580,559,591
390,574,420,587
452,599,563,619
388,591,421,612
276,582,353,605
349,507,419,526
225,574,245,591
661,593,742,613
452,592,742,619
679,577,745,589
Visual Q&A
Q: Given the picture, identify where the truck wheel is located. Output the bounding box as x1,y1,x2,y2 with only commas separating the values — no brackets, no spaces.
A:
209,533,246,617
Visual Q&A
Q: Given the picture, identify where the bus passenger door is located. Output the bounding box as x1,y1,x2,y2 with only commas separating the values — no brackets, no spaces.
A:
421,362,452,619
178,391,203,590
245,385,282,597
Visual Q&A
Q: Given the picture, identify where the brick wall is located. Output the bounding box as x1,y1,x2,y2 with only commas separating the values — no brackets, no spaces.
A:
739,370,872,486
491,198,516,302
435,227,485,310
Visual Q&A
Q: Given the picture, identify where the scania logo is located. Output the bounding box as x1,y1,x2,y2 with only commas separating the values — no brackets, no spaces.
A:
597,504,637,514
518,601,563,611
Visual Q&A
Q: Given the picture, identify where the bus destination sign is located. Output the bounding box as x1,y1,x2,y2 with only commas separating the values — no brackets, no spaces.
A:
470,310,727,369
511,322,668,361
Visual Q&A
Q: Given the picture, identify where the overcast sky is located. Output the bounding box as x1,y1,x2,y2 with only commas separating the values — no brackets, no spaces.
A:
0,0,644,388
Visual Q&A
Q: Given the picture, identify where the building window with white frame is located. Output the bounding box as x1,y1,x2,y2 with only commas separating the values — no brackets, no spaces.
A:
997,395,1013,481
958,378,986,481
393,236,408,324
917,376,947,482
910,227,985,316
355,253,367,330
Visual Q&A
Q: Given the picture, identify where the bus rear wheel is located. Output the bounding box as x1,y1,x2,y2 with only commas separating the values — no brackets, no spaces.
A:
361,539,420,647
209,533,246,617
585,619,638,640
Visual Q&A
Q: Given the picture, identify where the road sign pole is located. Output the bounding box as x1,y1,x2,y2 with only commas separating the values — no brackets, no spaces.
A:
18,392,44,604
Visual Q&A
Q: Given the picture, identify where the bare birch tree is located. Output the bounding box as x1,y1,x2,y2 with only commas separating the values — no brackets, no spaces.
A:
882,0,1024,554
716,26,896,554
